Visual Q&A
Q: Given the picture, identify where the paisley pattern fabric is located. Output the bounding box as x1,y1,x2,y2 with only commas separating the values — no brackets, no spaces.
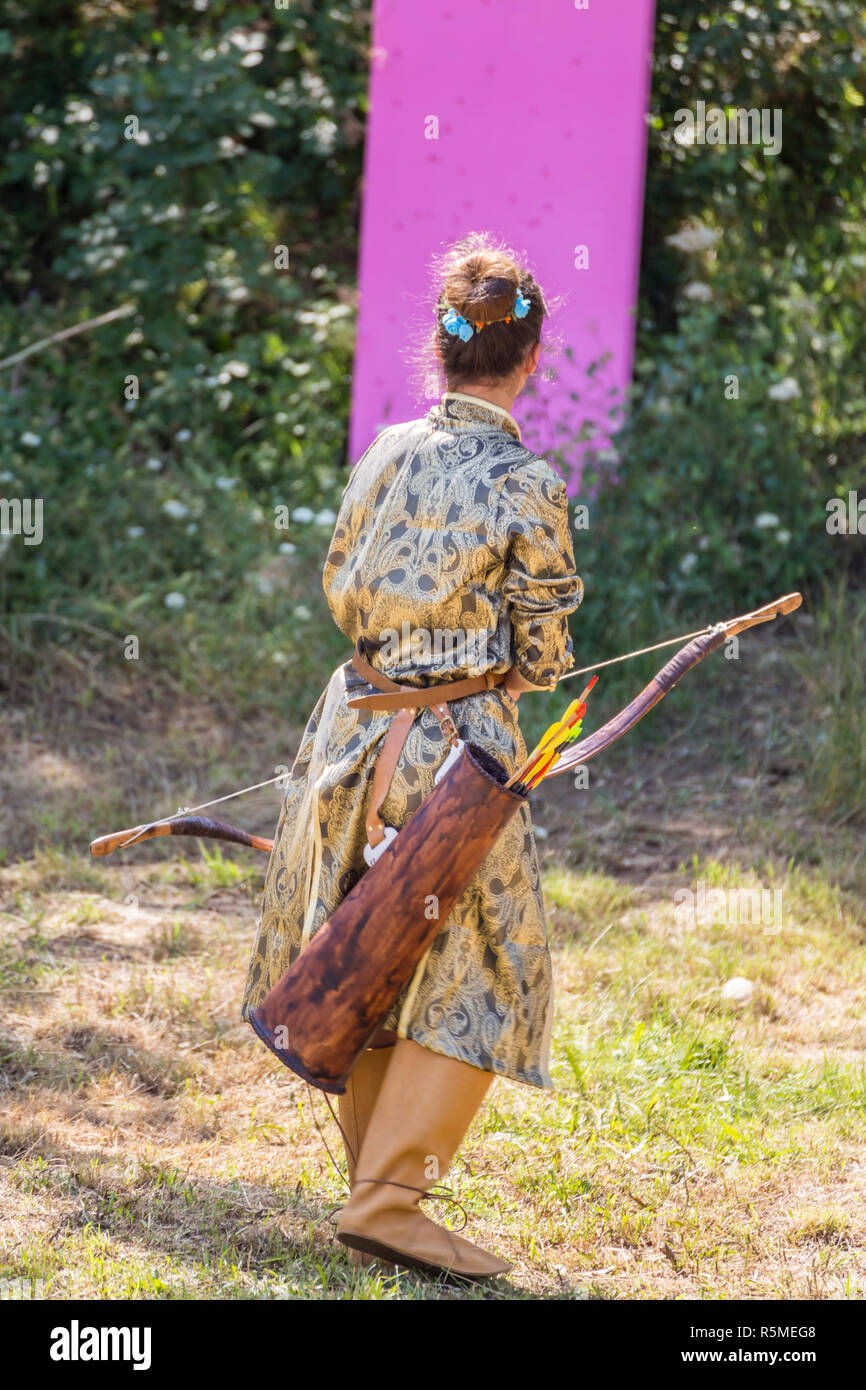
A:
241,392,583,1089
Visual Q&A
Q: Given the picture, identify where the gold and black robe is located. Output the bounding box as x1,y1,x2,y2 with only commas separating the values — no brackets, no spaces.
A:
242,392,582,1088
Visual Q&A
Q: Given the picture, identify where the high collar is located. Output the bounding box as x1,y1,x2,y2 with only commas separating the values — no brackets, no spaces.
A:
428,391,522,443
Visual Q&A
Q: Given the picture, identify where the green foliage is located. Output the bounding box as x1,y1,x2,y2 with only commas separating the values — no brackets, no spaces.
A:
1,1,864,715
0,1,369,714
559,1,866,659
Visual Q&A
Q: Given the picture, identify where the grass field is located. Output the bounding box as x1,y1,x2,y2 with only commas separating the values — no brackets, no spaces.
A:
1,619,865,1301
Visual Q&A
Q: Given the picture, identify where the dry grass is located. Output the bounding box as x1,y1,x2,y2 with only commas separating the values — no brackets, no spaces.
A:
1,639,865,1300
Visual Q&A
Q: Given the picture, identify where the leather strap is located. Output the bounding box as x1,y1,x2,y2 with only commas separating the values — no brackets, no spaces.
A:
351,644,504,848
349,648,505,711
366,705,417,847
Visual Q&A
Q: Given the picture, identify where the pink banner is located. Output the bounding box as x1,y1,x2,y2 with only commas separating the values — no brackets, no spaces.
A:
350,0,656,485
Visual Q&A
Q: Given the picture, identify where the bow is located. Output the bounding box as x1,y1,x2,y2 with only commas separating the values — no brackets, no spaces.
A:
544,590,802,779
89,591,801,857
89,815,274,858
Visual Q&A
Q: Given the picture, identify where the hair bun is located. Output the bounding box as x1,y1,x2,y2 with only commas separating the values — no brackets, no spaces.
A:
445,249,520,327
429,232,545,392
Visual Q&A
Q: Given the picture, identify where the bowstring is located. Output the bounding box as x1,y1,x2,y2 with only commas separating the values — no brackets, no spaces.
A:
557,620,726,683
543,622,731,778
115,772,288,851
119,622,730,845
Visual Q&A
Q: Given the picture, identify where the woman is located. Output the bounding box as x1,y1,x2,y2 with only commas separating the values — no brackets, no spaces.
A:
241,234,583,1279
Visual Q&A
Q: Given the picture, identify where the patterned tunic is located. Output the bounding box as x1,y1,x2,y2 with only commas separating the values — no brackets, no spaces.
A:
241,392,583,1089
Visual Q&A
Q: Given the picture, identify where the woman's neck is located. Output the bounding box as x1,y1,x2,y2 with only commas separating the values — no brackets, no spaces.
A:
448,383,516,414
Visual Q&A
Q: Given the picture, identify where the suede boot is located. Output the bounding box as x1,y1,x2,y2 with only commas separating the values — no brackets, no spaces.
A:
337,1038,510,1279
337,1046,394,1268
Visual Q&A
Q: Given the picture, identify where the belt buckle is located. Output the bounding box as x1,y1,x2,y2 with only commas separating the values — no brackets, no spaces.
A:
438,714,458,746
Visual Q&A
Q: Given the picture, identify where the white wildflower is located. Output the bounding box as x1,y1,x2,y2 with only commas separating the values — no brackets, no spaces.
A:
127,526,145,539
665,225,722,253
228,30,266,51
164,592,186,610
304,118,337,154
315,509,337,527
65,102,95,124
279,542,296,555
683,281,713,303
680,552,698,574
214,476,237,491
294,604,311,621
291,506,314,524
20,432,41,447
145,457,163,471
767,377,801,400
162,500,189,519
776,528,791,544
175,428,192,443
755,513,780,529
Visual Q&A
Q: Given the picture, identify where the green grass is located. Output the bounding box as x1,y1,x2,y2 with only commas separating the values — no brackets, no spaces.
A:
1,628,865,1299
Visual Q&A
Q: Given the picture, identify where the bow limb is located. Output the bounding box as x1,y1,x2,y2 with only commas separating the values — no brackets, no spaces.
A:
547,590,801,779
719,590,801,636
90,816,274,858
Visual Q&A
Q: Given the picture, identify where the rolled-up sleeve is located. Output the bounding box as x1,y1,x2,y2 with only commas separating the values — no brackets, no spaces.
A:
499,461,583,690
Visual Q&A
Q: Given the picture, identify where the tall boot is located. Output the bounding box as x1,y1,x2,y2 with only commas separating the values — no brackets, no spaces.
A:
336,1037,511,1280
337,1046,394,1268
338,1046,394,1186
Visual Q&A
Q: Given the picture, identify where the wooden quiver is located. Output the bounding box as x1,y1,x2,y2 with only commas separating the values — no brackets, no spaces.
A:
248,742,527,1094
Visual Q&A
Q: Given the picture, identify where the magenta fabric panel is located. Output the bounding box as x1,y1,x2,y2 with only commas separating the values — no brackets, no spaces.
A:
349,0,656,484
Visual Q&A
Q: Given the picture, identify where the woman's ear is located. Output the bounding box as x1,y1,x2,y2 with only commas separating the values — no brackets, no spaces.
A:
525,341,541,376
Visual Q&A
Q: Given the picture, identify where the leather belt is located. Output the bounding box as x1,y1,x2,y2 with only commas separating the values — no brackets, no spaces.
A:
347,645,506,848
347,649,505,711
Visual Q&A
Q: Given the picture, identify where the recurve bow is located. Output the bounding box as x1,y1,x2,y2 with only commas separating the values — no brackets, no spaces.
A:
89,591,802,856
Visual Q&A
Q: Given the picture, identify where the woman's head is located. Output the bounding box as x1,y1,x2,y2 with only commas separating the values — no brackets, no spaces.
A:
431,233,547,394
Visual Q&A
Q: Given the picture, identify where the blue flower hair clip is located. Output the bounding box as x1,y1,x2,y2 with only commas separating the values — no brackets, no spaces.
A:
441,290,531,339
442,307,475,341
